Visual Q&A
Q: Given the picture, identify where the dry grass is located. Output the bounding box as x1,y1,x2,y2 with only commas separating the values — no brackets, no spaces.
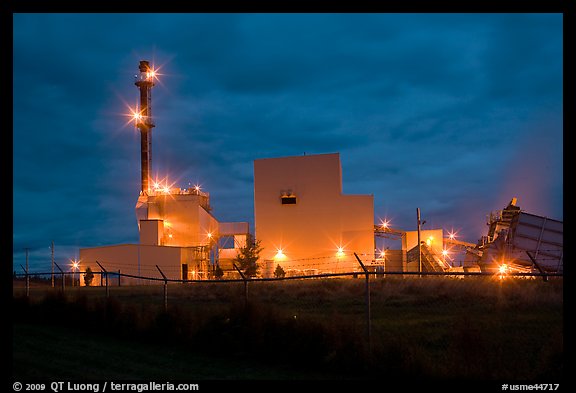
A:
13,276,562,380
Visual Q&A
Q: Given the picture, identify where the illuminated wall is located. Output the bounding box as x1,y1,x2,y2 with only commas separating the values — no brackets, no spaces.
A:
218,222,249,270
403,229,444,255
79,188,249,284
254,153,374,274
136,191,219,247
403,229,444,272
80,244,183,284
79,242,222,284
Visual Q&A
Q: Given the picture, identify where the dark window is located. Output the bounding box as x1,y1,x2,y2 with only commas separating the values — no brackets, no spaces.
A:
218,235,236,249
281,196,297,205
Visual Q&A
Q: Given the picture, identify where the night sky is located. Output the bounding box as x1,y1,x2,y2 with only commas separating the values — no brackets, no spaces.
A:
13,13,563,272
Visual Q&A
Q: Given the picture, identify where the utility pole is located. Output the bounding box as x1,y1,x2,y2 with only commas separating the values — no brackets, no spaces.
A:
417,208,422,274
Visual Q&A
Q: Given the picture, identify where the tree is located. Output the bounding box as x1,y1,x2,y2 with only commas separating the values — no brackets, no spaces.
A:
84,266,94,287
214,264,224,279
274,264,286,278
234,234,263,278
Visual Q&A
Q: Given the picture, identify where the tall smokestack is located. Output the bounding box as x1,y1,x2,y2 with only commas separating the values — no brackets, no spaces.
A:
134,60,155,194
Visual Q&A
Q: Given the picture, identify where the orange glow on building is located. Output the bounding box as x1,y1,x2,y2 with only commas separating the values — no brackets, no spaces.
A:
254,153,374,275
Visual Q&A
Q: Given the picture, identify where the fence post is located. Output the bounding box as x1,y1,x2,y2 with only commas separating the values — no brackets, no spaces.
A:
19,264,29,298
51,241,55,288
25,248,31,297
53,262,65,292
233,264,248,309
156,265,168,312
354,252,372,354
96,261,109,298
118,269,121,287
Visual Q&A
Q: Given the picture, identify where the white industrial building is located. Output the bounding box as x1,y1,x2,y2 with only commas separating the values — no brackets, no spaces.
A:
80,185,249,283
80,152,376,283
254,153,374,275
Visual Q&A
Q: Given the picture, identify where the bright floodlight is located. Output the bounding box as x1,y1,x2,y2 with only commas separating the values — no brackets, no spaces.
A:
442,249,449,257
127,108,143,125
379,250,386,258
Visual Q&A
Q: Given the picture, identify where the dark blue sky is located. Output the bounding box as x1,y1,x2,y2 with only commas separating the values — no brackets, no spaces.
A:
13,13,563,271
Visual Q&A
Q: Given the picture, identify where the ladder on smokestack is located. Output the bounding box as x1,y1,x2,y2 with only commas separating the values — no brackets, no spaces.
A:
134,60,156,194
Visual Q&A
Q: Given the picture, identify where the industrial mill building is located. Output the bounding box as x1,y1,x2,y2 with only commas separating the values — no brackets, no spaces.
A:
78,60,563,284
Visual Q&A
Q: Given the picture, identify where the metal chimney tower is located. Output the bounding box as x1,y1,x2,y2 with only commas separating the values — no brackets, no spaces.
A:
134,60,155,194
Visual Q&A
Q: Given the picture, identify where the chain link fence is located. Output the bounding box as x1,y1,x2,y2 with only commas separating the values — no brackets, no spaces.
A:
13,260,562,380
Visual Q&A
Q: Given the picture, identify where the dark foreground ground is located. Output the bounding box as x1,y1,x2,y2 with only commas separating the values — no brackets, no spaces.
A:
13,276,563,383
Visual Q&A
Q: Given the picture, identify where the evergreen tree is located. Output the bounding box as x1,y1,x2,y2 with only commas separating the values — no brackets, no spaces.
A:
234,234,263,278
274,264,286,278
84,266,94,286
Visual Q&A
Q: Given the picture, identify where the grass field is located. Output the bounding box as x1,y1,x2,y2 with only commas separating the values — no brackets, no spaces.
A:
13,276,563,381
